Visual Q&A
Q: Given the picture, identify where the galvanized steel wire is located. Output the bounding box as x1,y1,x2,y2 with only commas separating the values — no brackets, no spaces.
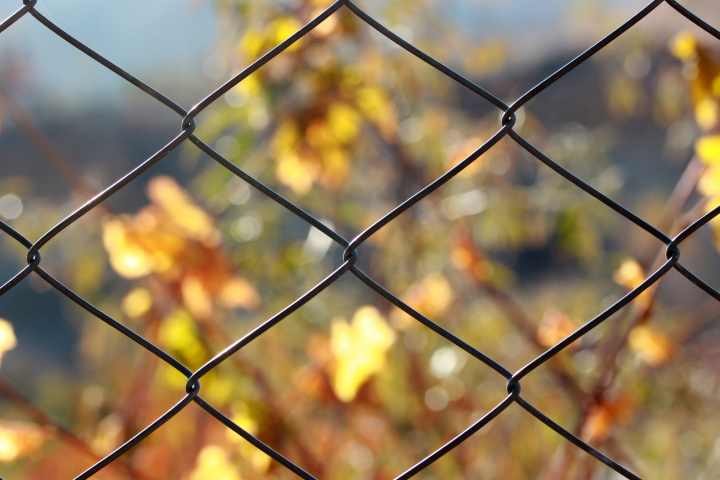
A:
1,1,719,478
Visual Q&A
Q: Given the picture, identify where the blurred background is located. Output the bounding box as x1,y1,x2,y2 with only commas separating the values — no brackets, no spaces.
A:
0,0,719,478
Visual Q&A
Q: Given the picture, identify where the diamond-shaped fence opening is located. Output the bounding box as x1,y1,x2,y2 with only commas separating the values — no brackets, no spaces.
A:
0,0,719,479
192,278,512,474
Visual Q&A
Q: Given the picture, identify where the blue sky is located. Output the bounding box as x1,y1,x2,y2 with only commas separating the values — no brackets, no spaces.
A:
0,0,693,112
0,0,218,108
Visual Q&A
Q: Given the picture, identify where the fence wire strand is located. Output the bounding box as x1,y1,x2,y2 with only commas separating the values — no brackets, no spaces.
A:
0,1,719,479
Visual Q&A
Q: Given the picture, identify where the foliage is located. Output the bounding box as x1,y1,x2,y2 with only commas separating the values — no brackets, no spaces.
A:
0,1,719,479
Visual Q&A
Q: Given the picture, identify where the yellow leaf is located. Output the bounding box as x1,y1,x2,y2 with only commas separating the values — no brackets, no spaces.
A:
451,245,474,270
355,87,396,136
276,153,319,194
330,306,395,402
695,98,719,130
613,258,644,290
219,277,260,310
103,220,154,278
226,404,271,472
704,196,720,249
537,310,577,349
396,274,454,327
327,103,361,144
706,195,720,213
0,319,16,363
698,166,720,196
158,310,206,367
614,258,653,309
306,120,337,149
310,11,338,37
272,120,300,155
239,29,266,58
189,445,240,480
182,276,214,319
0,421,45,463
628,325,673,366
271,17,302,47
91,414,123,454
447,136,489,177
110,247,153,278
670,32,697,60
696,135,720,166
233,73,263,98
122,288,153,318
228,404,259,436
203,373,234,405
319,147,350,189
148,177,218,243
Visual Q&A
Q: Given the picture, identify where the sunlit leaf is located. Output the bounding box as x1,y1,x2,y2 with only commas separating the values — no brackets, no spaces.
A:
696,135,720,166
671,33,720,132
226,403,272,472
276,153,320,194
537,310,577,349
355,86,396,137
397,274,454,324
613,258,644,289
189,445,240,480
318,147,350,189
91,414,123,454
0,319,16,365
103,177,256,318
204,373,235,405
0,421,46,463
695,98,719,130
581,394,633,443
102,219,155,279
698,166,720,196
447,136,489,177
148,177,218,243
219,277,261,310
310,10,339,37
122,288,153,318
306,120,336,150
240,29,266,58
613,258,652,309
234,72,263,98
181,276,214,319
271,17,302,49
628,325,673,366
670,32,697,61
158,310,206,368
330,306,396,402
327,103,361,144
272,120,300,156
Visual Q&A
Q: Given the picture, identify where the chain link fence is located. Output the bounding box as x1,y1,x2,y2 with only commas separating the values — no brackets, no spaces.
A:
1,0,719,478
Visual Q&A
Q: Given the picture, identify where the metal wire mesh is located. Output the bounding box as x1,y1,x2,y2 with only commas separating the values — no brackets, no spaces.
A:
1,1,719,478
